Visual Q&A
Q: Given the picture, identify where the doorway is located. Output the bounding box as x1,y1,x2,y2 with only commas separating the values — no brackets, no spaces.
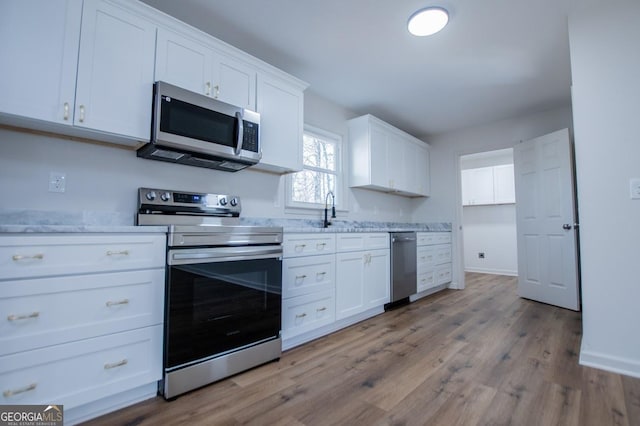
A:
459,148,518,277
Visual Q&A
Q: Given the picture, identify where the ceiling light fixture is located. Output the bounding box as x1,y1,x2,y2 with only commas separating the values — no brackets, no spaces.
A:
407,7,449,36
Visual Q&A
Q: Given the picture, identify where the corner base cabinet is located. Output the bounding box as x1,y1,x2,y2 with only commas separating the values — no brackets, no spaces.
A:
0,233,165,423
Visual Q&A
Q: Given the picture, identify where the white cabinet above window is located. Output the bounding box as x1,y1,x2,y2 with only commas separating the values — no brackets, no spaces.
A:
461,164,515,206
348,114,430,197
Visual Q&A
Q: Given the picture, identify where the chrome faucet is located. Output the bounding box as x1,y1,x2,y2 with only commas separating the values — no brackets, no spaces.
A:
324,190,336,228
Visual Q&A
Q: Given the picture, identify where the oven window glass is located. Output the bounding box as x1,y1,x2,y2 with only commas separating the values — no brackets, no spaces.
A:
166,257,281,369
160,96,236,148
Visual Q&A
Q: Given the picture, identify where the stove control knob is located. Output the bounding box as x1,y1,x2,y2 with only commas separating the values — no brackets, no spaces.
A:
219,197,228,206
230,197,239,207
145,191,157,201
161,192,171,202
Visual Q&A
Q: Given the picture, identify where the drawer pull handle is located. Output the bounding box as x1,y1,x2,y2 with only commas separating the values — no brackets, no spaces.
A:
295,313,307,318
3,383,37,398
12,254,44,261
104,359,128,370
316,243,326,249
7,312,40,321
106,299,129,307
316,271,327,277
295,244,306,250
316,307,327,312
106,250,129,256
295,274,307,280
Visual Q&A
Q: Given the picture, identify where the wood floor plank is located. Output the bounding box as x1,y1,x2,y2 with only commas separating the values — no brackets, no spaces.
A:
82,273,640,426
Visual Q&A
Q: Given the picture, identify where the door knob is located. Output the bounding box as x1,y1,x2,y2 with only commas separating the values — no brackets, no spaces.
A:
562,224,572,230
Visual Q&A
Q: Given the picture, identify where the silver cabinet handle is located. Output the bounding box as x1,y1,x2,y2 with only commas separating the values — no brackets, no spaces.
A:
12,254,44,261
316,271,327,277
106,299,129,307
316,242,326,249
104,359,128,370
214,84,220,98
106,250,129,256
63,102,70,120
295,274,307,280
316,307,327,312
295,313,307,318
3,383,37,398
294,244,306,251
205,81,212,96
79,104,85,122
7,312,40,321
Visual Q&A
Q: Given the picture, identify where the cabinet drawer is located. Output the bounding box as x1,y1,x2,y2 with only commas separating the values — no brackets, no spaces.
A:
1,269,164,356
0,234,166,280
435,263,452,285
417,270,435,292
417,246,435,271
417,232,451,246
283,254,335,299
283,234,336,258
282,290,335,339
0,325,162,409
336,233,389,252
434,244,452,265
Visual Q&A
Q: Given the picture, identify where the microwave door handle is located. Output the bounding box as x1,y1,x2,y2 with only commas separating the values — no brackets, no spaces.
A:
234,111,244,155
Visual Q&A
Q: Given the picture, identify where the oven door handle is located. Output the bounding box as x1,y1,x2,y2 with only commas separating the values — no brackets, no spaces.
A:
168,246,282,265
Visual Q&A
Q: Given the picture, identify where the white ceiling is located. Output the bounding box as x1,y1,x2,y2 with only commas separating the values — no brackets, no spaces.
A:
141,0,573,139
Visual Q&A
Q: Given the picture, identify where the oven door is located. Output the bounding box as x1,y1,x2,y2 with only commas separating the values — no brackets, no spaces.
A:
165,246,282,370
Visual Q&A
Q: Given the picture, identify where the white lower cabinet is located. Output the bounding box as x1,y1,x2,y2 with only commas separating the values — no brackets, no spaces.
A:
281,234,336,347
416,232,452,293
335,233,390,320
0,233,165,423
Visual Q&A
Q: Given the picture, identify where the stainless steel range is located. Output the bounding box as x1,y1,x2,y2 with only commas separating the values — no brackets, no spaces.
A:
137,187,283,399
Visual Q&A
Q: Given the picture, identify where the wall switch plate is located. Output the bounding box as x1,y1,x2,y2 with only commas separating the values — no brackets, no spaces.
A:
630,178,640,200
49,172,66,193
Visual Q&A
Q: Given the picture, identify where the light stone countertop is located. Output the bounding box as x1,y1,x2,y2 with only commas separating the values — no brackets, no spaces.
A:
0,209,451,234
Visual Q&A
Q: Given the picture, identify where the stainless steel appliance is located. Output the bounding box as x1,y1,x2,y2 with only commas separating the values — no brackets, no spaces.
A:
389,232,417,305
137,81,261,172
137,187,282,399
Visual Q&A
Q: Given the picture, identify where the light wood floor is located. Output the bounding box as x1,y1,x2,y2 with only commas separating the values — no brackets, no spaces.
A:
84,273,640,425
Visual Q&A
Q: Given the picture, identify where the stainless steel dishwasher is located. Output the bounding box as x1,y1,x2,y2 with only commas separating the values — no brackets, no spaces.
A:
389,232,417,306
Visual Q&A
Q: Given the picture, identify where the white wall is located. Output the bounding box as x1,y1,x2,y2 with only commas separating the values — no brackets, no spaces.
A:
569,2,640,377
0,90,415,224
411,106,574,288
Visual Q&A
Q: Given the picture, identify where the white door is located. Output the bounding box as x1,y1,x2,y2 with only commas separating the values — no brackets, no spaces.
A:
514,128,580,310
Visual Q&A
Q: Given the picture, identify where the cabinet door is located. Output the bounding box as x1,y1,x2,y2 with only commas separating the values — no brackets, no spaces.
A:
461,167,494,205
364,249,390,308
75,0,156,140
255,73,304,172
415,142,431,196
0,0,81,124
213,53,256,110
369,123,389,189
387,132,405,191
493,164,516,204
155,28,212,95
335,252,365,320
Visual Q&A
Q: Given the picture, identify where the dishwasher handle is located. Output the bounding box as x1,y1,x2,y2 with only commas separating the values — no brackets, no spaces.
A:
391,235,416,243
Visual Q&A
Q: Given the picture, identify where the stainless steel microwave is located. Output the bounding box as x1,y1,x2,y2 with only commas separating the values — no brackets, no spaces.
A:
137,81,261,172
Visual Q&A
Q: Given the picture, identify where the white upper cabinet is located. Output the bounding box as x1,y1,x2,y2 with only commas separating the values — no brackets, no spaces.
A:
155,28,256,110
348,114,430,197
253,72,306,173
76,0,156,141
461,164,515,206
0,0,156,145
0,0,82,125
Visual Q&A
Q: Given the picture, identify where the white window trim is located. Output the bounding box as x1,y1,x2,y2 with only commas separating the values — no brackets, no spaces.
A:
285,124,347,214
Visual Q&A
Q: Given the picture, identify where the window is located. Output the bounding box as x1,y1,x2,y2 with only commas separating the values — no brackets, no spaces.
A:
286,125,343,209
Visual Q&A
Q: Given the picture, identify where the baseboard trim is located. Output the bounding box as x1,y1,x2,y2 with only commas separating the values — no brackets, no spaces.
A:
579,344,640,379
464,267,518,276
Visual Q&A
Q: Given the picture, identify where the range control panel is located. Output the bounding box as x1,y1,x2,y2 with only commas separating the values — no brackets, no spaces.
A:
138,187,241,216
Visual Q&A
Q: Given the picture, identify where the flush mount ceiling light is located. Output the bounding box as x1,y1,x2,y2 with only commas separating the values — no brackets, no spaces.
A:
407,6,449,36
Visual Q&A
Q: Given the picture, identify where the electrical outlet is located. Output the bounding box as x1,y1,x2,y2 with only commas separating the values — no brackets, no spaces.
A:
49,172,66,193
478,252,485,259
